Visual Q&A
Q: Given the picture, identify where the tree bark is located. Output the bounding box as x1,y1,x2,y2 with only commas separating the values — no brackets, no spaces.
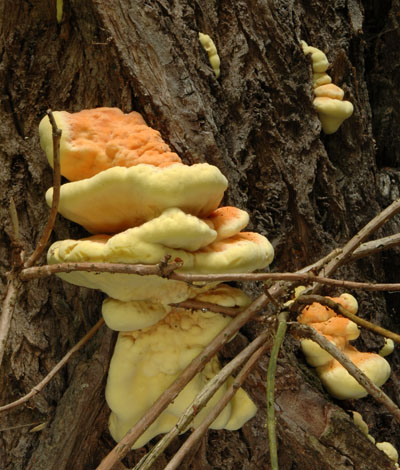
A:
0,0,399,469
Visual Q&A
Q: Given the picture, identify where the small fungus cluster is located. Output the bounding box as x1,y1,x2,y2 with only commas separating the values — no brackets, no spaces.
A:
40,108,274,447
199,32,220,78
301,41,354,134
352,411,399,467
297,294,391,400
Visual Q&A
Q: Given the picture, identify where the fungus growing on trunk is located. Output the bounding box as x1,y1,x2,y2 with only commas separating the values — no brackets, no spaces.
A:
42,107,274,447
199,32,220,78
297,294,391,399
301,40,353,134
106,286,256,447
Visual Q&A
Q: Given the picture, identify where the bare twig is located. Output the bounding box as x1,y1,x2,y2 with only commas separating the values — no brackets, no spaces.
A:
134,329,271,470
312,199,400,292
9,197,20,242
18,262,400,291
24,110,62,268
0,199,24,369
20,260,183,281
0,280,20,368
292,295,400,344
350,233,400,261
169,273,400,291
19,231,400,282
266,312,288,470
293,323,400,424
171,300,245,318
0,421,45,432
163,341,270,470
96,293,271,470
0,318,104,413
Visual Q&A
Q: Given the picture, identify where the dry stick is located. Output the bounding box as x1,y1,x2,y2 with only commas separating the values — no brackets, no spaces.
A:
19,229,400,282
312,198,400,293
20,261,183,281
9,197,21,243
0,421,45,432
24,109,62,268
170,273,400,291
0,318,104,413
163,342,270,470
350,233,400,261
293,295,400,344
266,312,288,470
96,293,270,470
0,198,24,369
19,263,400,291
293,323,400,424
133,329,271,470
0,281,20,368
171,300,245,318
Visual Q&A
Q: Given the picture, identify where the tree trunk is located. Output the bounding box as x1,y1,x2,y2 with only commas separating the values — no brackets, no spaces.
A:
1,0,399,469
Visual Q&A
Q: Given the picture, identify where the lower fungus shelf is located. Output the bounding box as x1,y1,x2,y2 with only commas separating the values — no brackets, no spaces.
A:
105,301,257,448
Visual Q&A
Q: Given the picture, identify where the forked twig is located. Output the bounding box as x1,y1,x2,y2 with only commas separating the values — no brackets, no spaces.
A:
293,323,400,423
0,318,104,413
312,198,400,293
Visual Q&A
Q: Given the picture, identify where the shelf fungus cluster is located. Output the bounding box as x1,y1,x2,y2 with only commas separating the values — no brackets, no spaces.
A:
40,107,274,447
301,41,353,134
297,294,391,400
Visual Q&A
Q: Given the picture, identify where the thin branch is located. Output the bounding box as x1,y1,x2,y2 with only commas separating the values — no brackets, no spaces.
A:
19,232,400,282
9,197,20,242
20,260,183,281
24,110,62,268
0,318,104,413
18,262,400,291
169,273,400,291
171,300,244,318
0,421,45,432
312,199,400,292
163,341,270,470
266,312,288,470
0,200,24,369
0,280,20,368
133,329,271,470
292,295,400,344
293,323,400,424
96,293,271,470
350,233,400,261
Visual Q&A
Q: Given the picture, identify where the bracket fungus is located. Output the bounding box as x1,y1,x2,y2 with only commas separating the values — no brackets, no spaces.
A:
41,107,274,447
297,294,391,400
199,32,220,78
301,41,353,134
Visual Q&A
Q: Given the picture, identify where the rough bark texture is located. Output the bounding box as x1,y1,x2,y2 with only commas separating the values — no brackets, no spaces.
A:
0,0,399,469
